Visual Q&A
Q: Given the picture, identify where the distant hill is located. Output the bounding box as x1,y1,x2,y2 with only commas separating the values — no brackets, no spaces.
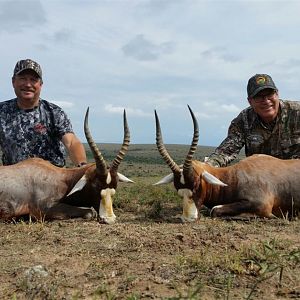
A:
82,143,245,165
0,144,245,167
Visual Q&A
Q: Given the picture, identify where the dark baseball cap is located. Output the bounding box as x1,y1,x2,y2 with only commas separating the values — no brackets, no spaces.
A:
247,74,277,98
13,59,42,79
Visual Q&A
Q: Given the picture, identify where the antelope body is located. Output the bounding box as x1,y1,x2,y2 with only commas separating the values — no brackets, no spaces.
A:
154,106,300,222
0,108,133,224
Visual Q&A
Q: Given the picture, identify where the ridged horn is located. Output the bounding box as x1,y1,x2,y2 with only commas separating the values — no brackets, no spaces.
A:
84,107,107,176
182,105,199,175
155,110,181,174
111,109,130,171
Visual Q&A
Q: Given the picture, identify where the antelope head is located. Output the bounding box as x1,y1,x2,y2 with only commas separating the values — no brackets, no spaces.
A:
68,107,133,224
154,105,225,222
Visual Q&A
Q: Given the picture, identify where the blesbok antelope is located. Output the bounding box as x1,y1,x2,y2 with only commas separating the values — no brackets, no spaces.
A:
154,106,300,222
0,108,133,224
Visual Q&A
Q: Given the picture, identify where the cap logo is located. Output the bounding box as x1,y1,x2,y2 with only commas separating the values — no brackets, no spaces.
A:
256,76,267,85
247,74,276,98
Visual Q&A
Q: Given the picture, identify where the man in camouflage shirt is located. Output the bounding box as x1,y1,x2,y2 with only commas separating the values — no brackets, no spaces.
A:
206,74,300,167
0,59,87,167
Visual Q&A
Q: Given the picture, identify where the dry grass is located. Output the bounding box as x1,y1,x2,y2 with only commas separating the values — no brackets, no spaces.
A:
1,145,299,300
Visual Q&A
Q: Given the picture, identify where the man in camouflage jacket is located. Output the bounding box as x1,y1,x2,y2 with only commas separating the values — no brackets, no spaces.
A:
0,59,87,167
206,74,300,167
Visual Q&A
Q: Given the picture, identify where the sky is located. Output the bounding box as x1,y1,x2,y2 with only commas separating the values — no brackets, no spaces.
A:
1,0,300,146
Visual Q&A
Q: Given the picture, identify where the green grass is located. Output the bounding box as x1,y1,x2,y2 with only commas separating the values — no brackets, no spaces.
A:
1,145,300,300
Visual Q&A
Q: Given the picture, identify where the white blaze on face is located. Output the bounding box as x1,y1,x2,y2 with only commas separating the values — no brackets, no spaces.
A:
180,173,185,185
106,172,112,184
178,188,198,222
99,188,116,224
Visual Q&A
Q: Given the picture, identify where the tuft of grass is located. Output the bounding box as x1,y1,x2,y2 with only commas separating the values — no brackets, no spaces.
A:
114,177,181,219
244,239,300,299
92,284,116,300
16,266,63,300
166,282,205,300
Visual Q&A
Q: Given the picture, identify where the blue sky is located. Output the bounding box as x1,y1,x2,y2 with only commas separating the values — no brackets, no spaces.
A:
1,0,300,146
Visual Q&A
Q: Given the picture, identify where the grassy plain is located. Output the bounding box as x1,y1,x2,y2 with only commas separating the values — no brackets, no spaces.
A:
0,144,299,300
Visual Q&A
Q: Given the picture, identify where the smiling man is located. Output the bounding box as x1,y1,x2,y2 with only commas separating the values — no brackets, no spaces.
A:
0,59,87,167
206,74,300,167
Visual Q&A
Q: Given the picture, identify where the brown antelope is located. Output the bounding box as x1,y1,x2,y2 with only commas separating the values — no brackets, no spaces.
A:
154,106,300,221
0,108,133,224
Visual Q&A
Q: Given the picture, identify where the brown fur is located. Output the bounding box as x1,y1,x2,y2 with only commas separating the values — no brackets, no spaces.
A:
189,154,300,218
0,158,116,221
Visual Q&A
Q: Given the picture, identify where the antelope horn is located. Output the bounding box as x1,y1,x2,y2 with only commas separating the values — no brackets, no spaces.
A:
111,109,130,172
182,105,199,175
84,107,107,176
155,110,181,174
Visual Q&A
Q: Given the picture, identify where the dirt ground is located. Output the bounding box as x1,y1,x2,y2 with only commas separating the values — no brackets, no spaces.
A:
0,145,299,299
1,207,300,300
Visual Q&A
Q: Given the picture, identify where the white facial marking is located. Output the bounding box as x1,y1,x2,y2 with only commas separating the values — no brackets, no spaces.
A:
106,173,112,184
99,188,116,224
178,188,198,222
180,174,185,185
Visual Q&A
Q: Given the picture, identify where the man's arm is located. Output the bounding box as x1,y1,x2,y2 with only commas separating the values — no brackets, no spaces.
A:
205,116,245,167
62,133,87,166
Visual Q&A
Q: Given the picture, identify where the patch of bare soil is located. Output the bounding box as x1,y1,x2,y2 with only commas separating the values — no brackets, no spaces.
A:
1,210,300,300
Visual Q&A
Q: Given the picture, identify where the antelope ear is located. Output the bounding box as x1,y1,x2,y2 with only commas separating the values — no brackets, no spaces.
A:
202,170,227,186
153,173,174,185
118,172,134,183
67,175,87,197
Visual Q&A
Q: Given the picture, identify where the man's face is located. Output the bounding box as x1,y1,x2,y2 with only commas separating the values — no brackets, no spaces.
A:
12,70,42,104
248,88,280,123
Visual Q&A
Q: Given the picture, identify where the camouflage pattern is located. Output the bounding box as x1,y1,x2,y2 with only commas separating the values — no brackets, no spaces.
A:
206,100,300,167
13,59,42,79
247,74,277,97
0,98,73,167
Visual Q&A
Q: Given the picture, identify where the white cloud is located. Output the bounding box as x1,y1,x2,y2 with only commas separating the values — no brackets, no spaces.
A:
197,101,241,119
220,104,241,113
104,104,152,117
52,101,74,109
1,0,300,146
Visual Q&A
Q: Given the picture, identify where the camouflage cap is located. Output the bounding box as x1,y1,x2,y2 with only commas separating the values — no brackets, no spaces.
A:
13,59,42,79
247,74,277,98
